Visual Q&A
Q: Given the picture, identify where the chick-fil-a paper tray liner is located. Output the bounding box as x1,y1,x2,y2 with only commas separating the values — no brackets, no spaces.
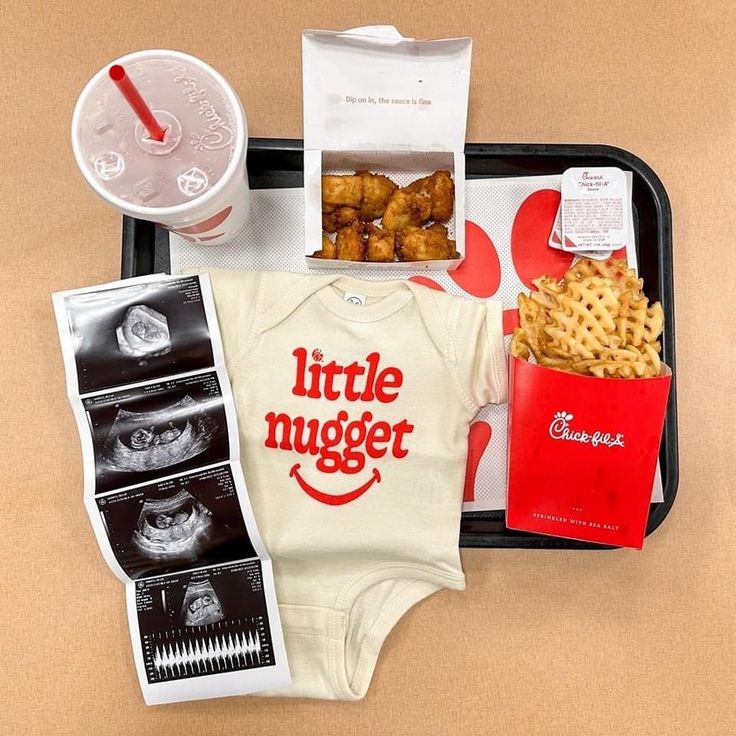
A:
170,176,663,511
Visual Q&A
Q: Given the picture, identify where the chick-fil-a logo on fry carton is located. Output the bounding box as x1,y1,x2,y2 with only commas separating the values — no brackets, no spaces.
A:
548,411,625,449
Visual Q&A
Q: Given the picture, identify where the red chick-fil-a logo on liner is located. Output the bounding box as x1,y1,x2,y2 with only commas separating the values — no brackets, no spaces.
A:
548,411,625,449
263,348,414,505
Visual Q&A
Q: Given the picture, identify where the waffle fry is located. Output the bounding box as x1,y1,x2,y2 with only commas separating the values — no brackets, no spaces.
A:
637,341,662,376
509,329,531,360
563,257,643,294
617,291,664,347
511,257,664,379
545,276,622,360
532,275,566,298
517,294,550,359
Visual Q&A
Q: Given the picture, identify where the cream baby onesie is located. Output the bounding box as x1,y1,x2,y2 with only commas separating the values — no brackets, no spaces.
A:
207,269,506,700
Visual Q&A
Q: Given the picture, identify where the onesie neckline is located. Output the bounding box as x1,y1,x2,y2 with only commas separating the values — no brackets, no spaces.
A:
315,276,414,323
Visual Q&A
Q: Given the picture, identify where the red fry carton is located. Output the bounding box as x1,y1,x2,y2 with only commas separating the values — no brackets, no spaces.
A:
505,356,672,549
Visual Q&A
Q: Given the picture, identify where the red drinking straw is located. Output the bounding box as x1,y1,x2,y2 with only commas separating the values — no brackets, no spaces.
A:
109,64,167,142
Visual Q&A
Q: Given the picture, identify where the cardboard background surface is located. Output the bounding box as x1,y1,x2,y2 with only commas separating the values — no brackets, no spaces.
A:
2,2,734,734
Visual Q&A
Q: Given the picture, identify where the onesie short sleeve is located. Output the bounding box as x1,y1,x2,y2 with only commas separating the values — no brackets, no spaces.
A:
203,269,262,367
453,298,508,408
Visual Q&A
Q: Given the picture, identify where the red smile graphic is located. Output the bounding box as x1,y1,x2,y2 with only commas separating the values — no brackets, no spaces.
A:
289,464,381,505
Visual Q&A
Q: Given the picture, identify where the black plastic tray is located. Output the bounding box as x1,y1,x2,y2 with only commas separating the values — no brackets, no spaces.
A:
121,138,678,550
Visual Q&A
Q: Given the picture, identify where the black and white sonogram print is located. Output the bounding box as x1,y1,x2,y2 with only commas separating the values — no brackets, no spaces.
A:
64,276,214,393
97,465,256,579
85,372,229,494
135,561,275,684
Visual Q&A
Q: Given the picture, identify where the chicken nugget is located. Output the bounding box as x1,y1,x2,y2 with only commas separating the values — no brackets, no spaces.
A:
311,235,337,259
425,223,459,258
381,190,432,231
396,225,455,261
322,206,359,232
365,224,396,262
426,223,448,236
322,175,363,208
356,171,398,220
404,170,454,222
335,221,365,261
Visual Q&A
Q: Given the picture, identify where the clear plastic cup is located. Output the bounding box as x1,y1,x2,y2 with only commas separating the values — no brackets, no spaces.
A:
72,49,249,244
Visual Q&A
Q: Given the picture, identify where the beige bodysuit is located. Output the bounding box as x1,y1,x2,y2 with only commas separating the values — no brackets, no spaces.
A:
207,270,506,699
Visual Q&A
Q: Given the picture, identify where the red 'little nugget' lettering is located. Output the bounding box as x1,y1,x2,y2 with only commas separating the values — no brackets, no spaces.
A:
321,361,343,401
264,409,414,474
391,419,414,458
362,352,380,401
315,410,350,473
343,361,366,401
375,366,402,403
306,362,322,399
292,416,320,455
365,421,392,458
265,412,292,450
292,348,308,397
291,347,404,403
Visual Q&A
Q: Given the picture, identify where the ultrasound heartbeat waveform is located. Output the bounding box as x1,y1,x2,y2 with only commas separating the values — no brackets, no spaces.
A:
152,630,262,679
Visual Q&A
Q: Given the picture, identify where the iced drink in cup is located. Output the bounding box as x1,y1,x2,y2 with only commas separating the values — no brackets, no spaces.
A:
72,49,249,244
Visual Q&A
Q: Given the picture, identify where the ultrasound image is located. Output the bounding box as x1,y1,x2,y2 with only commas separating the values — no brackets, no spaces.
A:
97,464,256,579
132,490,214,559
63,276,214,394
135,560,275,683
116,304,172,358
86,372,230,494
103,396,217,473
181,578,224,627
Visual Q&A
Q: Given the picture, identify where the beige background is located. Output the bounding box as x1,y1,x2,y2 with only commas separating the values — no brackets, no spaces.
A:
2,1,735,734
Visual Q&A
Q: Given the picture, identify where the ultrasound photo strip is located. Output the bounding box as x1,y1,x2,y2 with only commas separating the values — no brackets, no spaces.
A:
52,274,291,703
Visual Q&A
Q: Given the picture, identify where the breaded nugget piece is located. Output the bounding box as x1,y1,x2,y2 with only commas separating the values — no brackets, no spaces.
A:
321,234,337,259
425,223,459,258
322,206,359,232
403,170,454,222
311,235,337,259
356,171,398,220
322,175,363,208
396,225,455,261
427,223,448,236
335,221,365,261
365,224,396,262
382,190,432,231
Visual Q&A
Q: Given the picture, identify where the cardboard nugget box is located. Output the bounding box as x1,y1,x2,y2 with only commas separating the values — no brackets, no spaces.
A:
505,356,672,549
302,26,472,270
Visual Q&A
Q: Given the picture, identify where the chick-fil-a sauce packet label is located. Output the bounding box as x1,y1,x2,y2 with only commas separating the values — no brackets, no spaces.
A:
561,167,628,252
548,203,611,261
